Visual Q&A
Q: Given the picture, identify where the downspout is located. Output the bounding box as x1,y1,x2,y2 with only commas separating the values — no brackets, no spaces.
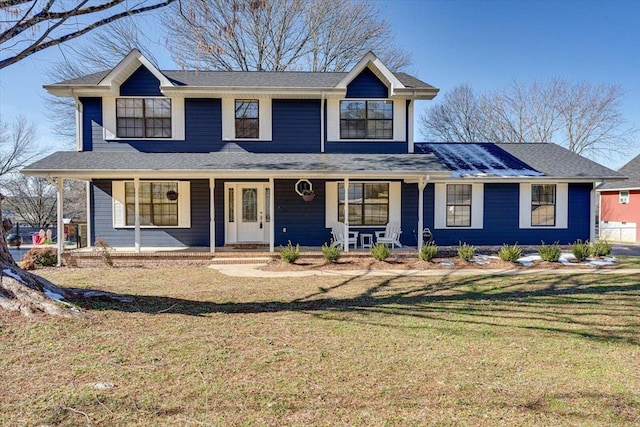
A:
417,175,428,251
344,177,349,253
408,97,414,153
593,182,598,242
320,92,325,153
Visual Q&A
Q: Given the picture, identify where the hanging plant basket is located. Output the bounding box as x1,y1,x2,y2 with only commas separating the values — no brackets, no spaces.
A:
302,193,315,202
166,190,179,201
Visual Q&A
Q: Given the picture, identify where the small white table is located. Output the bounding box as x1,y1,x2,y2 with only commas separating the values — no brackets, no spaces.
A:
360,233,373,249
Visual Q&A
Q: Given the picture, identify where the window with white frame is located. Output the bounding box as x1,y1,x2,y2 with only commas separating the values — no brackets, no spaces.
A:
619,190,629,204
531,184,556,226
125,182,178,226
446,184,472,227
338,182,389,225
340,100,393,139
116,98,171,138
235,99,259,138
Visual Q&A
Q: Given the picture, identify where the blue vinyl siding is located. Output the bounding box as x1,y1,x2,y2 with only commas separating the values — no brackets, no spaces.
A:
90,179,210,247
421,183,592,246
80,97,102,151
346,68,388,98
324,141,407,153
273,179,329,245
119,66,162,96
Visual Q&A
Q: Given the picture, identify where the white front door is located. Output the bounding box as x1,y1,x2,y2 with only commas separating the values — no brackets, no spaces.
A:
225,183,270,243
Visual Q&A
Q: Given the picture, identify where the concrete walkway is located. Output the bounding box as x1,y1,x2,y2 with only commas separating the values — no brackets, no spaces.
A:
209,263,640,278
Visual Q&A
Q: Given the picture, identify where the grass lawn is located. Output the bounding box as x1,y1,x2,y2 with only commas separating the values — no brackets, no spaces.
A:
1,267,639,426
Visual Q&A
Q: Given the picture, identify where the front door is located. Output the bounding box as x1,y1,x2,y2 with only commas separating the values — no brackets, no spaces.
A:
225,183,270,243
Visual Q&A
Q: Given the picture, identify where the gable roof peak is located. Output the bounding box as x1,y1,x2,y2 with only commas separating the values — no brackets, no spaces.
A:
336,51,404,95
98,48,172,90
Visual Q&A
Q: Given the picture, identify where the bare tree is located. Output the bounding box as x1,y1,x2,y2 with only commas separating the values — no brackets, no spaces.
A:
0,0,177,69
0,116,45,176
419,80,636,159
419,84,489,142
167,0,411,72
3,175,57,227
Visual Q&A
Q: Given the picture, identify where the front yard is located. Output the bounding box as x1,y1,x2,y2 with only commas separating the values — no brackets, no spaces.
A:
1,267,639,425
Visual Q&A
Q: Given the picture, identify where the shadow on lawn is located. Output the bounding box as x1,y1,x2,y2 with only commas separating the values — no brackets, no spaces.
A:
74,272,640,345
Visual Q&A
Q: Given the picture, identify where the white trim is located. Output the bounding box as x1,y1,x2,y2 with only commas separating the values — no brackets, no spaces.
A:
407,99,414,153
269,177,275,253
434,183,484,229
326,99,405,142
519,183,568,229
325,181,401,228
320,95,325,153
56,178,64,266
76,99,83,151
103,96,184,141
86,180,92,247
221,98,272,141
134,177,140,252
98,49,173,89
112,180,191,229
335,52,405,96
590,183,596,242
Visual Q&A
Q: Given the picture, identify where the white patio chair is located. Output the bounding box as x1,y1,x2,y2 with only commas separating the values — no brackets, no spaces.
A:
375,222,402,248
330,222,358,249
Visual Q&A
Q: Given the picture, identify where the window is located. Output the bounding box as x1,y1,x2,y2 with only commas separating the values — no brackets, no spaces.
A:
340,100,393,139
125,182,178,226
338,183,389,225
619,191,629,204
116,98,171,138
446,184,472,227
235,99,259,138
531,184,556,226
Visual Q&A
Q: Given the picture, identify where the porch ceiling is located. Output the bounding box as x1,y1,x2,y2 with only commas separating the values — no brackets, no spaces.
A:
21,151,451,180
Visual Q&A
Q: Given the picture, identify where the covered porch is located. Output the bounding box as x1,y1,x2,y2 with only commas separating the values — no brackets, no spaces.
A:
21,151,451,266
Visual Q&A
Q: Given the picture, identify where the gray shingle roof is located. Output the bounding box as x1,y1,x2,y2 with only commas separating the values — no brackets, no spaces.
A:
52,70,435,90
22,151,449,177
598,154,640,190
495,143,623,179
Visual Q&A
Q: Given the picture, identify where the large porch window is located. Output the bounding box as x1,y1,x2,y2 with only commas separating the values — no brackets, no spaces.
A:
125,181,178,226
338,182,389,225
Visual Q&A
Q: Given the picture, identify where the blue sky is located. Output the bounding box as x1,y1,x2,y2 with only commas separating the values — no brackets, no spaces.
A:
0,0,638,168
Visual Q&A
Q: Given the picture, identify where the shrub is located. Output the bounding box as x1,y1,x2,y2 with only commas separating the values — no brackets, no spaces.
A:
457,242,476,262
498,243,523,262
591,240,612,257
571,239,591,261
95,237,114,267
20,247,57,270
538,241,561,262
370,243,390,261
419,241,438,261
279,241,300,263
321,242,341,262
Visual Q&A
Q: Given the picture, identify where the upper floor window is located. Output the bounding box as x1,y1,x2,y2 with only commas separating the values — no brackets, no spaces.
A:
619,190,630,204
125,181,178,226
340,100,393,139
446,184,472,227
116,98,171,138
531,184,556,226
338,182,389,225
235,99,259,138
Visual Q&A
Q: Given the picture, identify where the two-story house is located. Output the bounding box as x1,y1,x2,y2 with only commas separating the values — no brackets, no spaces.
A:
23,49,623,255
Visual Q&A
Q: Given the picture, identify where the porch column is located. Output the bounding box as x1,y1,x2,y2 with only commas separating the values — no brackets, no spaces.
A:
134,177,141,253
85,180,92,248
56,178,64,267
210,178,215,253
344,177,349,253
269,177,275,253
417,176,427,251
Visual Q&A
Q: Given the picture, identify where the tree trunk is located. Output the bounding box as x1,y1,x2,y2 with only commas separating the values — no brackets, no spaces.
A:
0,193,131,317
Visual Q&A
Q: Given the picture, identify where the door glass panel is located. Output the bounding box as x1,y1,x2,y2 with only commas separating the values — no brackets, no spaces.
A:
242,188,258,222
265,187,271,222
